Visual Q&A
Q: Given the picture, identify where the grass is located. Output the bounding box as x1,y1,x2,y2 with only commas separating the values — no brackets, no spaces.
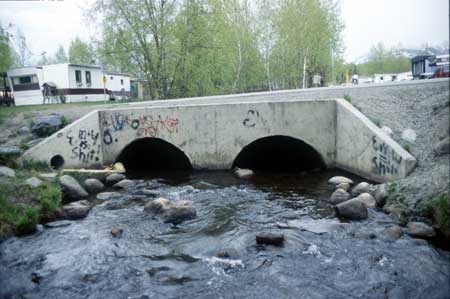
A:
401,142,412,153
426,193,450,238
343,93,352,103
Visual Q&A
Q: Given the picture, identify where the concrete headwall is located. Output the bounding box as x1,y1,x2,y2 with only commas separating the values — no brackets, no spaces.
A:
22,97,416,182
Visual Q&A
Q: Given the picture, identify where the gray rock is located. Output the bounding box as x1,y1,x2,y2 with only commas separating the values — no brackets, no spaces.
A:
383,203,410,225
216,248,240,259
336,182,350,191
96,192,122,201
26,177,43,188
256,233,285,246
84,178,104,193
381,225,403,241
328,176,353,185
105,173,126,185
406,222,436,238
401,128,416,144
62,200,91,219
374,184,387,207
17,126,30,135
59,175,88,201
31,113,65,137
0,166,15,177
351,182,371,195
0,146,22,156
43,220,72,228
355,193,376,208
434,137,449,155
335,198,368,220
111,228,123,237
144,198,196,225
330,188,350,204
234,168,254,179
113,179,136,190
141,189,160,197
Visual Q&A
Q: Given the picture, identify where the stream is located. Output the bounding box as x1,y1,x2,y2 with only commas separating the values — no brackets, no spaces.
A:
1,170,449,299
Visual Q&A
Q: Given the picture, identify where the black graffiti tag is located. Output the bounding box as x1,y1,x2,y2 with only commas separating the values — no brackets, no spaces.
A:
243,110,259,127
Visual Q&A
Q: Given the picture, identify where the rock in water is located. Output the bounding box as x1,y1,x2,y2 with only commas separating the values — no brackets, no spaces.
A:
256,233,285,246
355,193,376,208
330,188,350,205
406,222,436,239
26,177,43,188
0,166,16,178
335,198,368,220
105,173,126,185
336,182,350,191
351,182,371,195
328,176,353,185
31,113,64,137
381,225,403,241
59,175,88,202
63,200,91,219
113,179,136,190
96,192,122,201
374,184,387,207
84,178,105,193
144,198,196,225
234,168,254,179
111,228,123,237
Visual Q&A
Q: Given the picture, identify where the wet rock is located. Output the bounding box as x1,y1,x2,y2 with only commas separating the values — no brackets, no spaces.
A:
351,182,371,196
26,177,43,188
31,113,65,137
335,198,368,220
62,200,91,219
234,168,254,179
144,198,197,225
43,220,72,228
141,189,160,197
111,228,123,237
256,233,285,246
328,176,353,185
381,126,393,136
105,173,126,185
31,272,42,284
84,178,104,193
113,179,136,190
59,175,88,201
0,166,15,178
17,126,30,135
0,146,22,157
96,192,122,201
336,182,350,191
329,188,350,204
401,128,416,144
406,222,436,239
216,248,239,259
434,137,449,155
287,217,349,234
383,203,409,225
381,225,403,241
374,184,387,207
355,193,376,208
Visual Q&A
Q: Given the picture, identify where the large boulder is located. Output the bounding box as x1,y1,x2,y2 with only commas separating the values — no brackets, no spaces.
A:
31,113,65,137
336,182,350,191
328,176,353,185
329,188,350,205
374,184,387,207
26,177,43,188
234,168,254,179
355,193,376,208
335,198,368,220
105,173,126,185
406,222,436,239
144,197,196,225
62,200,91,219
0,166,15,178
381,225,403,241
256,233,285,246
84,178,105,194
351,182,371,196
59,175,88,202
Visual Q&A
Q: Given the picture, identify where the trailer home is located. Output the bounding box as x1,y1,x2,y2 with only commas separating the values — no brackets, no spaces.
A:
7,63,110,106
105,72,131,100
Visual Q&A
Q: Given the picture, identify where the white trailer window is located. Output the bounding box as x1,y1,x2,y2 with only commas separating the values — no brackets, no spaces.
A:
86,71,91,85
75,70,82,84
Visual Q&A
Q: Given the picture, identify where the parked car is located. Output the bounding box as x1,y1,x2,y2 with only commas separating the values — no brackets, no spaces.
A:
432,65,450,78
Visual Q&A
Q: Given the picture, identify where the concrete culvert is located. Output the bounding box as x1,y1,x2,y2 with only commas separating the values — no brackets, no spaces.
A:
116,138,192,174
50,154,65,170
232,135,325,172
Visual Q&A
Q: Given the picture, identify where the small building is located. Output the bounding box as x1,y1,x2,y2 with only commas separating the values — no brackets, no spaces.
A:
373,73,396,83
7,63,133,106
411,55,437,79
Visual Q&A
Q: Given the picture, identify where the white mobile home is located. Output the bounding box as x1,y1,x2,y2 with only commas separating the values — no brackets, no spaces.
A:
105,72,131,100
7,63,108,106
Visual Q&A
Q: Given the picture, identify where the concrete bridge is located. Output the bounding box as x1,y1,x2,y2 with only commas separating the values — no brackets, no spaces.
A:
22,92,417,182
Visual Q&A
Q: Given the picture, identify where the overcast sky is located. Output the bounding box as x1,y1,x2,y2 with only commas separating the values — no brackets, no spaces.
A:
0,0,448,64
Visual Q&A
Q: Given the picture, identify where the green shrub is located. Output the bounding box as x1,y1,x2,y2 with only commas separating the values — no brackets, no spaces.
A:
38,185,61,221
21,159,50,171
427,194,450,238
15,207,39,235
343,93,352,103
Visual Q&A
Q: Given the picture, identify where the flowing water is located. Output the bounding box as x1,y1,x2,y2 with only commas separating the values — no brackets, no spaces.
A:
1,170,449,299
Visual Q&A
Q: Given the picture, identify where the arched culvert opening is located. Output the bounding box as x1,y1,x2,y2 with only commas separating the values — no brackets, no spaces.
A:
232,135,326,172
116,138,192,175
50,154,65,170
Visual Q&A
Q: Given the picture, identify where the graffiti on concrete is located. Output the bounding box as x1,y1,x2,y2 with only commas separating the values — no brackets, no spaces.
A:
66,129,101,163
243,110,259,127
371,135,402,175
101,112,179,144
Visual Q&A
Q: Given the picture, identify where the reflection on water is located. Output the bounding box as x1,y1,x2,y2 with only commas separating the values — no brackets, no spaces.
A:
0,170,449,299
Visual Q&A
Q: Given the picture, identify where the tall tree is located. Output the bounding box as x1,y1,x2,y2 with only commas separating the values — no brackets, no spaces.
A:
0,23,13,72
10,27,31,67
53,45,69,63
69,37,95,64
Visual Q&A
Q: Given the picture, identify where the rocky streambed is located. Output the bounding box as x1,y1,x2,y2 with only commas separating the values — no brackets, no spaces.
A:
1,170,449,299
